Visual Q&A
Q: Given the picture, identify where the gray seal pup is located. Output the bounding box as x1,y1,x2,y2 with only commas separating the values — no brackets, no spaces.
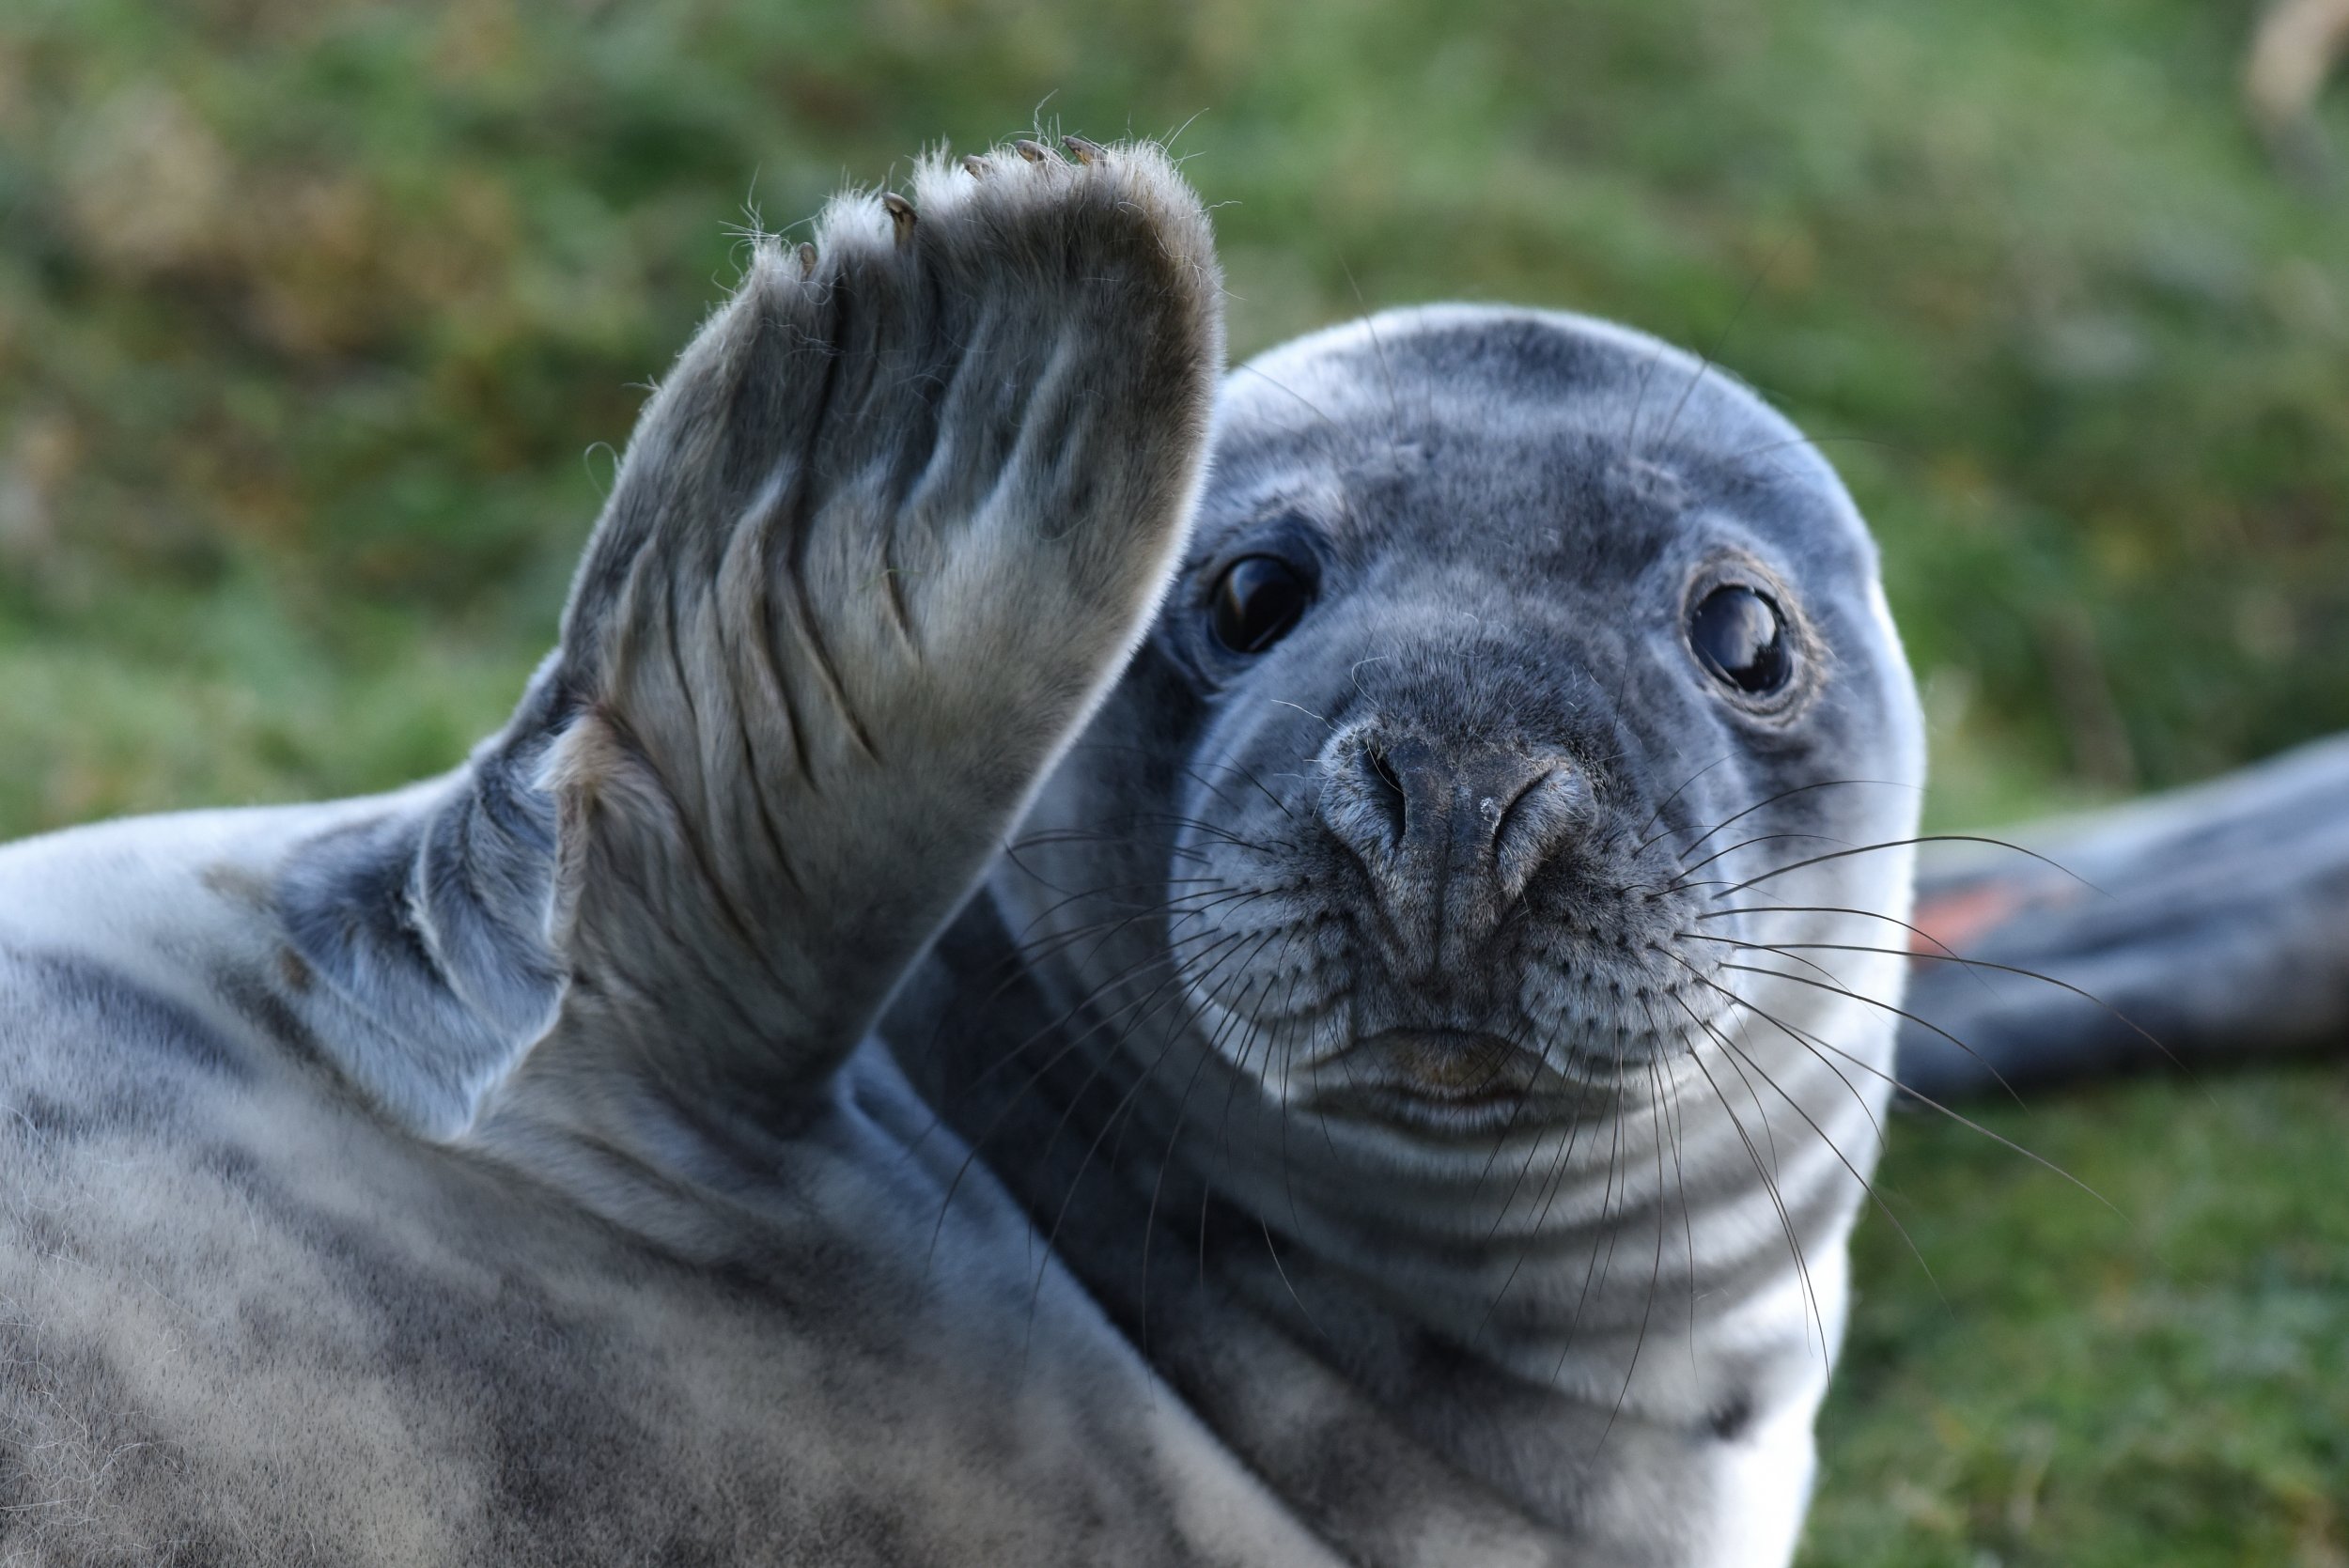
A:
0,131,1928,1566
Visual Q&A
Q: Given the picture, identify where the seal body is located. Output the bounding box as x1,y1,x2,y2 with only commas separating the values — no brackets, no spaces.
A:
0,813,1318,1564
0,134,1926,1567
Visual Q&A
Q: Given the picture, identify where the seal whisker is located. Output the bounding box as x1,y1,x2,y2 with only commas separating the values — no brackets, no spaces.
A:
1129,814,1304,856
1229,363,1352,466
1259,1216,1330,1343
1650,1050,1705,1375
1197,958,1290,1291
1658,951,1890,1153
995,888,1275,982
1698,977,2112,1212
1339,261,1411,451
1024,933,1282,1350
1717,961,2031,1110
1472,1013,1563,1188
1703,999,1788,1186
1275,974,1308,1243
1676,1028,1828,1366
1657,778,1921,863
1689,903,2014,1005
1007,815,1301,861
1707,834,2107,903
897,885,1258,1162
1136,924,1315,1354
1695,901,1978,963
1672,932,1859,995
999,831,1215,884
1022,926,1268,1170
1135,1001,1231,1365
1484,1107,1589,1343
1648,238,1788,458
1591,1061,1674,1456
1620,335,1672,454
1554,1008,1645,1392
1734,939,2190,1081
1632,752,1737,852
1470,1016,1609,1350
1670,830,1853,884
924,929,1252,1264
1680,986,1935,1316
1007,877,1235,933
1668,959,1943,1300
1722,432,1912,468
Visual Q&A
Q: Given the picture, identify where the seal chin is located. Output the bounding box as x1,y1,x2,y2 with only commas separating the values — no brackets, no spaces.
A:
1303,1027,1587,1134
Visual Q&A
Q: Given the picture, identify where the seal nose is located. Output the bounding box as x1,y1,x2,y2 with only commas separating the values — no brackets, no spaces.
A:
1316,727,1591,964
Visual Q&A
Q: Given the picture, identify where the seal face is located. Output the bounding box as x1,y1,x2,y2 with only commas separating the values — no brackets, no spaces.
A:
926,303,1929,1565
994,304,1923,1137
1178,308,1906,1114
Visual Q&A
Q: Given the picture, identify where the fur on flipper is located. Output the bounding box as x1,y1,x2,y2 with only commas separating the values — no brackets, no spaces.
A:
0,139,1372,1568
257,139,1225,1144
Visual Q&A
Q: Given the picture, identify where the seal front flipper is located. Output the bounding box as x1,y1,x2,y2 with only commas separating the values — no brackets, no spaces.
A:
276,139,1224,1141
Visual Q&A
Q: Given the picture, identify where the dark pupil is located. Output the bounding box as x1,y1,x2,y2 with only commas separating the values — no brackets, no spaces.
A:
1211,556,1310,653
1689,585,1788,693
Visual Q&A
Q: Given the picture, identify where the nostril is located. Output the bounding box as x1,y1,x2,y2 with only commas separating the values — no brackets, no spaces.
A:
1315,729,1420,866
1364,746,1409,846
1492,768,1552,856
1492,765,1591,892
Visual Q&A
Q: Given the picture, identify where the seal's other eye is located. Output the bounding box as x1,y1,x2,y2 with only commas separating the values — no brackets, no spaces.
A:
1688,585,1789,695
1211,556,1313,653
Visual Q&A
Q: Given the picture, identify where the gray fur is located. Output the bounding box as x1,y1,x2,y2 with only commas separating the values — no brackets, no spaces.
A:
0,133,1930,1566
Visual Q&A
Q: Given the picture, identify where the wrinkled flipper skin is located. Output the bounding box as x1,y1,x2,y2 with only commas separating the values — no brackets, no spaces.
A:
251,138,1225,1144
530,141,1225,1122
0,140,1345,1566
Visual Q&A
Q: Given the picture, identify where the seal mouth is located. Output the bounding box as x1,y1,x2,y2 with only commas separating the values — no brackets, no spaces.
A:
1304,1029,1582,1130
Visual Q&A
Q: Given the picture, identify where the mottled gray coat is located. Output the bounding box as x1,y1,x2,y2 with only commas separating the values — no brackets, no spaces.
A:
0,136,1937,1566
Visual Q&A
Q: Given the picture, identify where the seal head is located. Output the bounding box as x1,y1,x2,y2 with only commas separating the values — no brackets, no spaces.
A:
999,304,1922,1157
944,304,1928,1562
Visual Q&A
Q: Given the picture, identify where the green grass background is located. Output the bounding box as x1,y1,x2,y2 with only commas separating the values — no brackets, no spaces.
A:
2,0,2343,1559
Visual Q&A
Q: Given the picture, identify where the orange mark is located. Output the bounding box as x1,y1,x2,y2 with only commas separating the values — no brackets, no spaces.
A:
1909,881,2032,954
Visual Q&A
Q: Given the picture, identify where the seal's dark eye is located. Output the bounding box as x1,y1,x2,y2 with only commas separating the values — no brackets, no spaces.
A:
1688,585,1789,695
1211,556,1313,654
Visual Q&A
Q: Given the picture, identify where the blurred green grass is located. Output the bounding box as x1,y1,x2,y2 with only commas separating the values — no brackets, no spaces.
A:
1812,1067,2349,1567
1,0,2343,1560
